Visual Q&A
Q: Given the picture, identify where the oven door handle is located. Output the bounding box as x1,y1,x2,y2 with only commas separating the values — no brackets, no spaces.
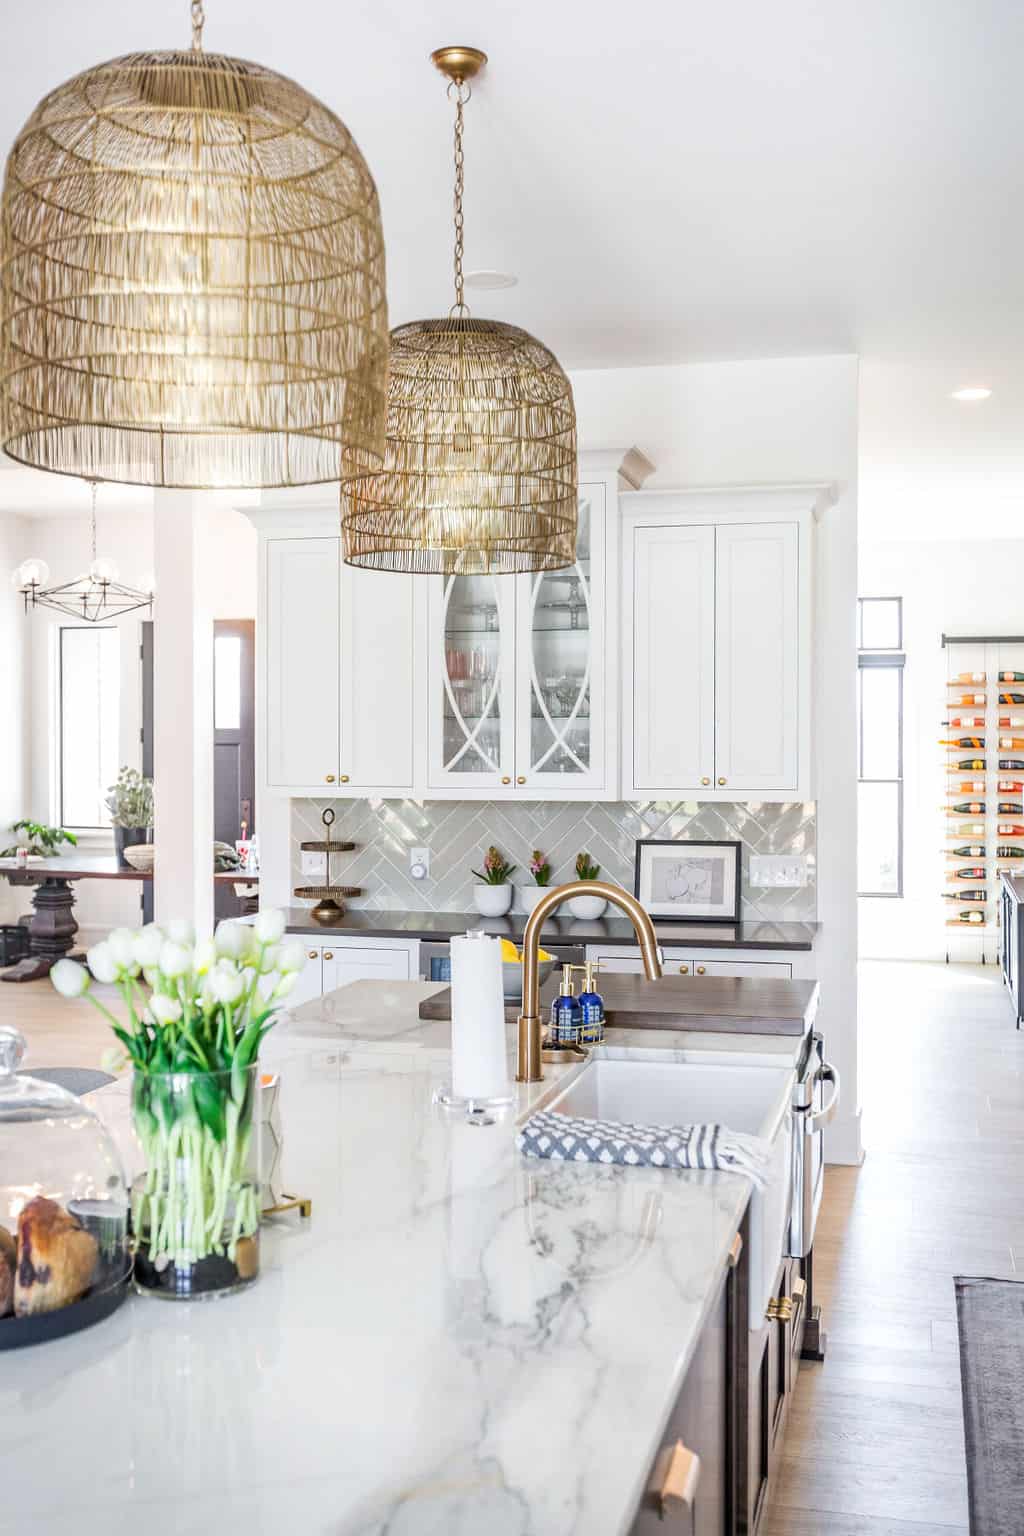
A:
808,1062,840,1133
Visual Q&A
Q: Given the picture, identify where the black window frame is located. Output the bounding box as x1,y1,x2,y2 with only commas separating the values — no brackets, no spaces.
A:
857,597,905,898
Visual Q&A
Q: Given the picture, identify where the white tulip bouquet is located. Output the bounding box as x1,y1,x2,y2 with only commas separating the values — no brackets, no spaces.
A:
52,910,301,1296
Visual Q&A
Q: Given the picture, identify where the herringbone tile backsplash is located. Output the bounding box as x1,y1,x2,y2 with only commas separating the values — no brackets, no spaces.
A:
290,799,817,921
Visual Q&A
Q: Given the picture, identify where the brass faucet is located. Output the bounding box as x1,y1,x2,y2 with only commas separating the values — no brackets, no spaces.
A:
516,881,663,1083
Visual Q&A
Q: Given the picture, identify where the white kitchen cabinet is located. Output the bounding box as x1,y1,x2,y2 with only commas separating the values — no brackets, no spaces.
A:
257,508,418,798
588,946,796,980
290,944,328,1008
425,476,622,799
284,935,420,1006
622,488,818,802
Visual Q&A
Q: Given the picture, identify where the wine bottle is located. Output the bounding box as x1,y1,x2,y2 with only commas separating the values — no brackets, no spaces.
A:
943,889,988,902
998,802,1024,816
998,823,1024,836
947,822,985,836
946,801,985,814
945,717,986,729
947,866,987,880
1000,737,1024,751
1000,716,1024,728
939,737,985,749
998,780,1024,793
948,911,986,924
950,780,986,795
950,672,986,684
954,758,986,771
1000,759,1024,771
998,846,1024,858
948,844,986,858
1000,693,1024,705
951,693,987,707
1000,671,1024,682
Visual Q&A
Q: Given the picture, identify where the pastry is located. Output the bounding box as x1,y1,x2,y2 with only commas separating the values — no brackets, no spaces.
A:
0,1225,14,1317
14,1197,98,1317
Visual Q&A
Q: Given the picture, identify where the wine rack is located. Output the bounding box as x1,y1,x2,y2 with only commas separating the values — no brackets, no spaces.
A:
942,634,1024,962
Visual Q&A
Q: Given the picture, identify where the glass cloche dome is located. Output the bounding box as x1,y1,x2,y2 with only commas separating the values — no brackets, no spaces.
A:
0,1027,129,1333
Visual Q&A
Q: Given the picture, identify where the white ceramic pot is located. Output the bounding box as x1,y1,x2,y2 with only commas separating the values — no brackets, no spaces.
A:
474,884,513,918
519,885,551,915
567,893,607,921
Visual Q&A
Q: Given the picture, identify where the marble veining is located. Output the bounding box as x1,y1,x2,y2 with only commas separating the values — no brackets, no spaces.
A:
0,982,755,1536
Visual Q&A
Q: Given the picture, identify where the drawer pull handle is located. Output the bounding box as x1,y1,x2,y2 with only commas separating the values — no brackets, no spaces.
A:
323,951,334,961
678,963,689,975
650,1439,701,1517
766,1295,794,1323
728,1232,743,1269
696,965,706,975
791,1276,806,1305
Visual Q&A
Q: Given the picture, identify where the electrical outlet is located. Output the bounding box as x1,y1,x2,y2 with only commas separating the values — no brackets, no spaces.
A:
301,851,326,879
749,855,808,889
410,846,430,880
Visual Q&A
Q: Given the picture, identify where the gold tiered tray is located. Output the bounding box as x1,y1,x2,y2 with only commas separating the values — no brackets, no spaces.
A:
293,809,361,919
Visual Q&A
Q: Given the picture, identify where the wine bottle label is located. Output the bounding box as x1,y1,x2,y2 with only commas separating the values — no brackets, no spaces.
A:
948,822,985,836
940,737,985,749
943,890,987,901
951,672,987,684
999,781,1024,793
948,845,986,857
1000,693,1024,704
952,694,987,706
956,759,986,770
1000,760,1024,771
1001,672,1024,682
998,824,1024,836
949,867,986,878
1000,738,1024,751
1001,717,1024,729
946,718,986,729
997,847,1024,857
948,802,985,814
998,803,1024,815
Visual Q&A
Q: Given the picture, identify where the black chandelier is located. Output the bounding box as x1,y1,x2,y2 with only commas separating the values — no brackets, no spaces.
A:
13,482,154,622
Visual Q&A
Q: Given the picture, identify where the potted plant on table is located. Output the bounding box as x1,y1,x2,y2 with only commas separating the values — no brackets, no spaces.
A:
105,767,154,868
472,846,516,917
50,910,303,1300
0,821,77,859
520,849,553,915
568,851,608,920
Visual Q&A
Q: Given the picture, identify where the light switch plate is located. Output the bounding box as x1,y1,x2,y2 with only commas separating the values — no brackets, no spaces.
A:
749,855,808,889
301,851,327,879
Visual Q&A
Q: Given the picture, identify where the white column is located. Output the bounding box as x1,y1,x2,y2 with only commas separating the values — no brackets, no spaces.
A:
152,491,214,933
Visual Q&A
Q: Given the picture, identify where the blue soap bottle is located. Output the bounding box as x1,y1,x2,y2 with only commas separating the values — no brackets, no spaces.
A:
550,964,582,1047
576,961,605,1045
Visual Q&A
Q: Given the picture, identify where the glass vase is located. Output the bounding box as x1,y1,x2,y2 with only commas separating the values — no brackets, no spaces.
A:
130,1064,261,1300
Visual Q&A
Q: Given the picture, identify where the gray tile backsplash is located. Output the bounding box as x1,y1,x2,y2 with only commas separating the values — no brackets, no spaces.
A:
290,799,817,921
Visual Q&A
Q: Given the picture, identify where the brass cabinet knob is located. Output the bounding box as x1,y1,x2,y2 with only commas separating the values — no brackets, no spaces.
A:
701,777,710,785
501,776,511,785
696,965,706,975
323,951,334,961
649,1440,701,1517
306,950,317,960
517,775,526,785
766,1296,794,1323
340,774,350,784
325,774,336,783
678,963,689,975
718,776,727,786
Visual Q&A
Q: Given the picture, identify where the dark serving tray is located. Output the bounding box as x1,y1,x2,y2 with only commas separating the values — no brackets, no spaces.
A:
0,1262,132,1350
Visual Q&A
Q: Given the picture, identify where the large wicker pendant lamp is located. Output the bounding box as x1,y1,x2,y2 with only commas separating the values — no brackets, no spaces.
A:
0,1,388,489
342,46,577,575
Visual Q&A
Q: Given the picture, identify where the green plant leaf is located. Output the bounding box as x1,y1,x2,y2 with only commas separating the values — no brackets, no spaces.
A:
192,1074,227,1142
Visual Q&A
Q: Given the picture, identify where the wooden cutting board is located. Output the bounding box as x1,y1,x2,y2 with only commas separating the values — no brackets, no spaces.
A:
418,972,817,1035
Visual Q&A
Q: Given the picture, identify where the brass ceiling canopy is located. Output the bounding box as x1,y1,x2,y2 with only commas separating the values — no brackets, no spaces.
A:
341,45,577,575
0,2,388,490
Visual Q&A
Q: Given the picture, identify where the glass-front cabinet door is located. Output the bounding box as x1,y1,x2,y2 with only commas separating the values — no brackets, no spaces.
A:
514,486,607,796
427,570,516,790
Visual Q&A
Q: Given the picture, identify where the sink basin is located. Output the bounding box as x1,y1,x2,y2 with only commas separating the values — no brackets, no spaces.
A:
541,1056,794,1329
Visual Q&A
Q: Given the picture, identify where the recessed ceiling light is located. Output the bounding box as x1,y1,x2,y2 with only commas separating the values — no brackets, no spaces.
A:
464,269,518,291
950,386,992,401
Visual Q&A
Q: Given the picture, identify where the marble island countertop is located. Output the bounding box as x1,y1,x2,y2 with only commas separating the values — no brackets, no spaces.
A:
2,981,764,1536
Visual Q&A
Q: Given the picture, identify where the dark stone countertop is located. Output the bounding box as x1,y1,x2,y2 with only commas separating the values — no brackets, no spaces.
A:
282,907,817,951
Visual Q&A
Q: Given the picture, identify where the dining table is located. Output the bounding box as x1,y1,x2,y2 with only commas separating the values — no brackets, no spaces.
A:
0,856,258,982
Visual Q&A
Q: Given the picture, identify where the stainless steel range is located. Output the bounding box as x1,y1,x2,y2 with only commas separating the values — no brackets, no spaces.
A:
788,1028,840,1357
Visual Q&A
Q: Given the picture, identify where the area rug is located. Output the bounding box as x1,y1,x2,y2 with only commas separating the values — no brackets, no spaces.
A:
955,1276,1024,1534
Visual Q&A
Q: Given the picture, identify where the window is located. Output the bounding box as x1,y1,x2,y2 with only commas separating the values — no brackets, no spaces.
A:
857,597,904,897
59,627,120,829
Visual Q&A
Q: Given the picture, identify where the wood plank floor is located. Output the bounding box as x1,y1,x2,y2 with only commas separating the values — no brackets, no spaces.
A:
765,958,1024,1535
4,958,1018,1532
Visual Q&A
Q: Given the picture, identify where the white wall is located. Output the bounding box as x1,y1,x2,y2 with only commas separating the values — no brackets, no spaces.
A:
572,354,861,1163
859,537,1024,962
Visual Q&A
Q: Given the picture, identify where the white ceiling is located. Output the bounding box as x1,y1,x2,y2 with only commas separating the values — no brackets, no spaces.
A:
0,0,1021,536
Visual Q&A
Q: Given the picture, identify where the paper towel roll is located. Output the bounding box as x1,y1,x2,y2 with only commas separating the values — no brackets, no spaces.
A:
450,932,509,1102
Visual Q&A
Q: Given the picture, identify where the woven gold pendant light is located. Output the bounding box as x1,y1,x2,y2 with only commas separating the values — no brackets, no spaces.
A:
0,1,388,489
341,46,577,575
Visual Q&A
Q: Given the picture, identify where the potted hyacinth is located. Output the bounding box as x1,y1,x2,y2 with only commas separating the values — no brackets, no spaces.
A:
568,851,607,920
51,909,302,1300
520,849,553,915
471,846,516,917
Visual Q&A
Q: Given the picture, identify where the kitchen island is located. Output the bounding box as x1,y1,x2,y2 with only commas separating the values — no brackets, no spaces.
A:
1,981,813,1535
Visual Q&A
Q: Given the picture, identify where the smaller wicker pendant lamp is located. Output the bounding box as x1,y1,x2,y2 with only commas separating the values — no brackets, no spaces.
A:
0,1,388,489
342,47,577,575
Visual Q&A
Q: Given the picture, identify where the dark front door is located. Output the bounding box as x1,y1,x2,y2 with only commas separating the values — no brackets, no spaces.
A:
213,620,256,921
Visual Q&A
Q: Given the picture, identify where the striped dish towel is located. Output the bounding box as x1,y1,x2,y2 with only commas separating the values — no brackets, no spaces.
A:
517,1110,771,1188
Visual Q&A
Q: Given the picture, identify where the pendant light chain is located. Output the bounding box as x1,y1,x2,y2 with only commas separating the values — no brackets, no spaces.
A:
450,81,470,317
89,480,98,564
191,0,206,52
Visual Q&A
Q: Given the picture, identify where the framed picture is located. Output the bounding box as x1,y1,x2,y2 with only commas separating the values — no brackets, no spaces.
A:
633,839,742,924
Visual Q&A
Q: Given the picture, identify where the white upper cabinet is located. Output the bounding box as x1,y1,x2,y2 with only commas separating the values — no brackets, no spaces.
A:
623,489,816,802
259,514,417,797
427,569,517,791
265,536,340,792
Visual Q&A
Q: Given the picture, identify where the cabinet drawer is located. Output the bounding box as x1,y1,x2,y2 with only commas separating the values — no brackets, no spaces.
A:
591,950,792,980
689,959,793,980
